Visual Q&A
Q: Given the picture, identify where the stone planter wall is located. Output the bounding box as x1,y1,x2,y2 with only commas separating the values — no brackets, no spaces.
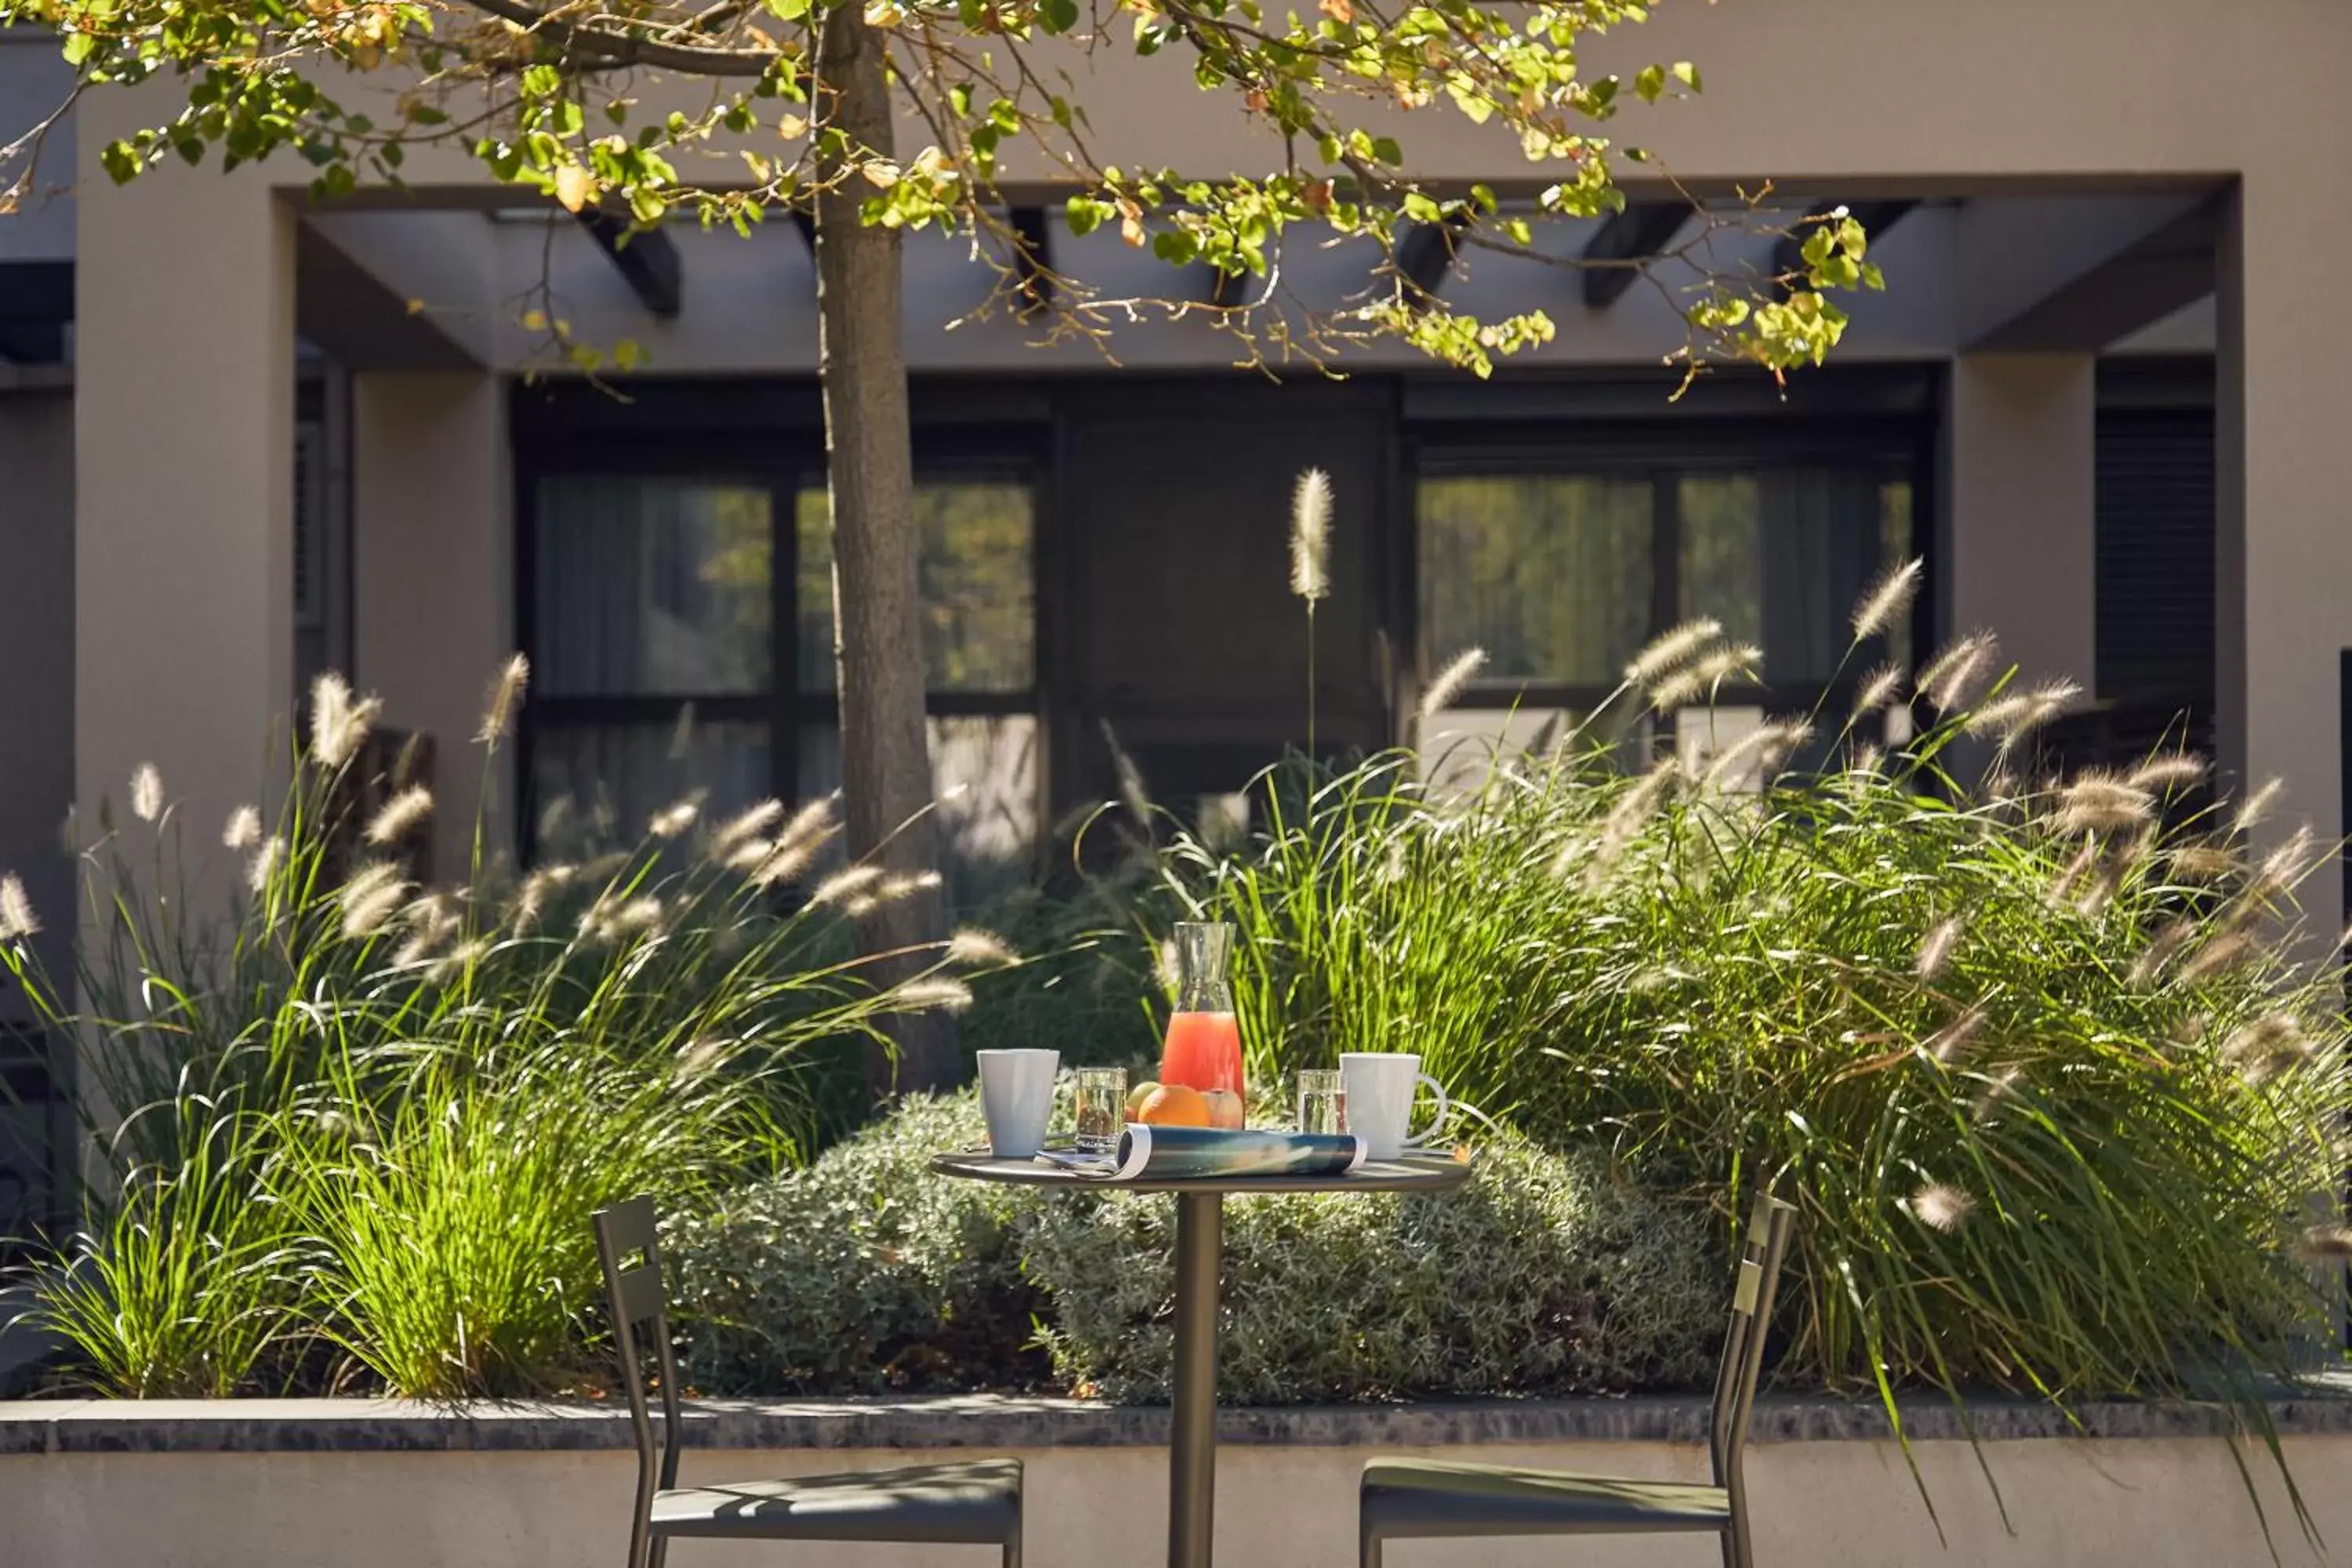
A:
4,1390,2350,1567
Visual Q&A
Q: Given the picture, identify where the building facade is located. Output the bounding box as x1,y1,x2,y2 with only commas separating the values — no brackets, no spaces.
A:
0,1,2343,1231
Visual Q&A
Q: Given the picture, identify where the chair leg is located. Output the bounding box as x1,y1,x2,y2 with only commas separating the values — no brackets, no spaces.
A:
1722,1514,1748,1568
1359,1521,1381,1568
1002,1517,1022,1568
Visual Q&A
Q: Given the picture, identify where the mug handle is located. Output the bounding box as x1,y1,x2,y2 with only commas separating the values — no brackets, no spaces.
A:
1403,1073,1451,1149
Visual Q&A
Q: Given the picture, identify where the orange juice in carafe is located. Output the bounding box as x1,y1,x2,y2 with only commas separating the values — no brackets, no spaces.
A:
1160,923,1245,1127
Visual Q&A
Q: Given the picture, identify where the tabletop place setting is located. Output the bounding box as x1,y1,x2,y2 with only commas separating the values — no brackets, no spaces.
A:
931,920,1472,1568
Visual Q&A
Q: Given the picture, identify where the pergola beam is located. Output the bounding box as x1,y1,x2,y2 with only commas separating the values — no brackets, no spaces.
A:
1579,203,1689,309
1967,196,2223,352
575,210,682,318
1771,200,1917,294
1396,215,1472,305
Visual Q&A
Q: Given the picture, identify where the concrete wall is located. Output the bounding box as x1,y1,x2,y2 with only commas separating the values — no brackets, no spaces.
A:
3,1433,2347,1568
351,372,512,884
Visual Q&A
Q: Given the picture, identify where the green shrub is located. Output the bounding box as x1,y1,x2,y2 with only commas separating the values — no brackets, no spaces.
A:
1123,597,2352,1435
0,665,986,1399
667,1091,1719,1402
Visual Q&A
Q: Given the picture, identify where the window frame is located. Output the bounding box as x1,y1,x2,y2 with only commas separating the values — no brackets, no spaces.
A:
512,427,1049,851
1406,419,1935,725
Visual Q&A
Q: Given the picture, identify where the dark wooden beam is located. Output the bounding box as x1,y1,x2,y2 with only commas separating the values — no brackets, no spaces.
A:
1771,201,1917,294
575,210,682,318
293,225,479,372
1579,202,1688,309
1969,196,2223,352
1396,214,1472,305
1009,206,1052,319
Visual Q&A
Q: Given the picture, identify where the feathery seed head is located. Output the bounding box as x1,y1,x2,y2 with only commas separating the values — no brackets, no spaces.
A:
1419,647,1489,721
246,837,285,895
223,804,263,852
2168,842,2240,883
365,785,434,848
811,865,885,908
948,927,1017,967
1851,662,1904,721
2233,778,2285,835
1970,677,2082,746
1907,1182,1976,1233
477,653,531,744
1704,719,1813,793
2254,825,2318,894
648,796,703,839
2180,931,2257,985
1851,558,1923,641
1624,618,1723,691
2128,753,2209,795
129,763,164,825
1927,1007,1986,1065
898,976,975,1014
1646,667,1707,715
309,672,379,769
1914,915,1965,982
427,937,491,986
712,799,786,857
1918,632,1998,713
339,862,411,938
0,873,38,940
2053,771,2154,837
1288,468,1333,604
672,1037,729,1086
2129,918,2198,989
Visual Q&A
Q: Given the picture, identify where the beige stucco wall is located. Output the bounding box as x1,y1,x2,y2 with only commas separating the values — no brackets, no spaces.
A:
352,372,514,885
1946,354,2100,699
3,1434,2347,1568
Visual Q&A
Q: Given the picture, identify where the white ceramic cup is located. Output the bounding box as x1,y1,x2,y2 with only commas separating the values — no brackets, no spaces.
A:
977,1049,1060,1158
1338,1052,1450,1160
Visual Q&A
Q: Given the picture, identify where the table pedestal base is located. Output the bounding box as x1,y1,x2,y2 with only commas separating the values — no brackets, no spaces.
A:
1169,1191,1221,1568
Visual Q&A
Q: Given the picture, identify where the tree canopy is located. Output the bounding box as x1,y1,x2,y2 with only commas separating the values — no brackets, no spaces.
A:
4,0,1883,380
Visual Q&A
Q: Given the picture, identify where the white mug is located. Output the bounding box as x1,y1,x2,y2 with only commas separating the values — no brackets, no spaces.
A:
1338,1052,1450,1160
977,1049,1059,1158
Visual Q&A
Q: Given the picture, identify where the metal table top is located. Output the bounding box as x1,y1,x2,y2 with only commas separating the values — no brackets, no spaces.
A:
930,1149,1474,1196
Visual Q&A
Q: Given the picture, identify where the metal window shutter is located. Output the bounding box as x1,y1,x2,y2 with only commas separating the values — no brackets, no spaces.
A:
2095,404,2214,715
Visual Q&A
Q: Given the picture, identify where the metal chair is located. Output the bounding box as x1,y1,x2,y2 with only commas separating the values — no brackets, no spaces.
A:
592,1196,1024,1568
1358,1187,1796,1568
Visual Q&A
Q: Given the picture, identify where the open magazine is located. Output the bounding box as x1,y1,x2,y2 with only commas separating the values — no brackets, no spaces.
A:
1040,1125,1367,1181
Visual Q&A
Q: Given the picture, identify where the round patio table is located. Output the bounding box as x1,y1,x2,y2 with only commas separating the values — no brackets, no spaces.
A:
932,1150,1472,1568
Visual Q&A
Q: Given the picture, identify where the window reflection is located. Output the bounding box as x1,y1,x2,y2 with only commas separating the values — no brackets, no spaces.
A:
1417,475,1653,688
532,477,771,697
795,482,1036,694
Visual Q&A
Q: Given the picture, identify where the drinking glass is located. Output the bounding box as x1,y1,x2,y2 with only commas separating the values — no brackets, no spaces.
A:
1295,1069,1347,1135
1073,1065,1129,1156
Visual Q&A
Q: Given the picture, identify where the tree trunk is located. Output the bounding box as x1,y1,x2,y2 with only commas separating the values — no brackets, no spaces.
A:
813,7,956,1096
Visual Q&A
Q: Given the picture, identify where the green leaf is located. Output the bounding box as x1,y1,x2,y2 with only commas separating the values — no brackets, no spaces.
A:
1633,64,1664,103
1038,0,1078,33
60,31,95,65
1671,60,1700,91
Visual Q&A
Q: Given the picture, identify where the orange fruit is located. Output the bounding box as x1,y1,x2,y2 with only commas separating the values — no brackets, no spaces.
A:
1135,1083,1210,1127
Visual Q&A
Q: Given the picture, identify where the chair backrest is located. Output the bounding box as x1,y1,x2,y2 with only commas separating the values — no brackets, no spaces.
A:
593,1196,684,1531
1706,1185,1796,1497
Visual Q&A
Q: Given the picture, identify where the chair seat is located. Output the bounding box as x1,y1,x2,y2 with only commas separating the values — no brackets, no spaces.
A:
653,1457,1023,1544
1362,1457,1730,1537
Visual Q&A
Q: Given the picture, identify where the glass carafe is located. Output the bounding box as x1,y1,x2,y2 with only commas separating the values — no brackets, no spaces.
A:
1159,921,1246,1127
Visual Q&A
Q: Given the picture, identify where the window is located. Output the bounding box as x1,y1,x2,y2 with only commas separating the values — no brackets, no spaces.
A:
525,470,1038,882
1417,459,1916,775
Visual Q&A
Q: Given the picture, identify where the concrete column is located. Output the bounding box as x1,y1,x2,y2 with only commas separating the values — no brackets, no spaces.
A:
1944,354,2100,698
352,372,512,885
2216,169,2352,947
73,142,293,892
